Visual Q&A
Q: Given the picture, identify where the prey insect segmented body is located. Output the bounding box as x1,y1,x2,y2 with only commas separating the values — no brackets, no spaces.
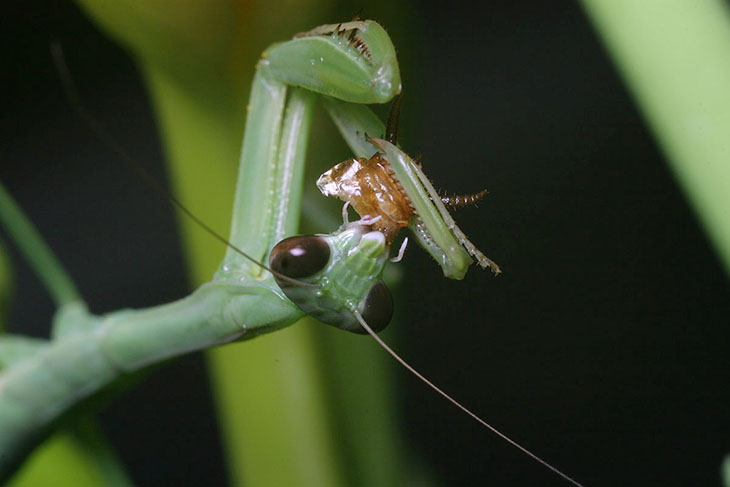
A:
316,151,414,243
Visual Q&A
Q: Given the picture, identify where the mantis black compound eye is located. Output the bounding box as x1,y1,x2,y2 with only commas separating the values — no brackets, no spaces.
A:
269,235,331,283
354,281,393,334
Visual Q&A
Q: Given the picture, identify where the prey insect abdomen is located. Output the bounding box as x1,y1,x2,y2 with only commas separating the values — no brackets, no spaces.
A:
317,153,414,242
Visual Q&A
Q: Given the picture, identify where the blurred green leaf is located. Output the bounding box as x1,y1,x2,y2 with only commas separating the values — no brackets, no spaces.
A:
582,0,730,275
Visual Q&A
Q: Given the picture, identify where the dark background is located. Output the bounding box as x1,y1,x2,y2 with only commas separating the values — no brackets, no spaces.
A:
2,1,730,486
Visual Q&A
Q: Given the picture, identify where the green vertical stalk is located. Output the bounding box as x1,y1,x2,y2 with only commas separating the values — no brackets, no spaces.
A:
581,0,730,275
0,180,80,307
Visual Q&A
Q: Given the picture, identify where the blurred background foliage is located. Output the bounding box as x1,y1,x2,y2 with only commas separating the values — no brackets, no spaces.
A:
1,1,730,485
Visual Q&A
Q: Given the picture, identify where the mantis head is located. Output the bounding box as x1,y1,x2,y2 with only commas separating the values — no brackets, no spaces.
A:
268,223,393,334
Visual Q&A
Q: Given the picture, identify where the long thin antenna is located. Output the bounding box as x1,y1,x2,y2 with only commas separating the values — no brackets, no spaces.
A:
49,41,315,289
353,310,584,487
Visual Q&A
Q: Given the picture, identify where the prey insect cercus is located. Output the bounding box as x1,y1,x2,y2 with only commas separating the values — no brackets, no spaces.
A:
0,18,584,487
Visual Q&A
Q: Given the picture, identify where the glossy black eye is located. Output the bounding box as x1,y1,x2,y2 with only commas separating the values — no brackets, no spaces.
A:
269,235,331,285
354,281,393,334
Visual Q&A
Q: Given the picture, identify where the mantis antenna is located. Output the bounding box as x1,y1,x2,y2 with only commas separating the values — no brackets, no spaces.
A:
354,310,585,487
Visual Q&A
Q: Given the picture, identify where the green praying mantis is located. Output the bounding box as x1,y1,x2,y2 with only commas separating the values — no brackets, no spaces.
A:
0,19,583,486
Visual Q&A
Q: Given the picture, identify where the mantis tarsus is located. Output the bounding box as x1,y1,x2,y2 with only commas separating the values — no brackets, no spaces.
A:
0,19,584,486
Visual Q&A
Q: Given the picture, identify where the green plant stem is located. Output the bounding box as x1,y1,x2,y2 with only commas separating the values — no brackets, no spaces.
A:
722,454,730,487
0,180,81,307
581,0,730,275
0,177,128,487
68,416,133,487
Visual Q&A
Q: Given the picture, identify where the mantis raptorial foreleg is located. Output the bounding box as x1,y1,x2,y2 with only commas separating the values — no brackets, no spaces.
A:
318,97,501,278
219,20,400,279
